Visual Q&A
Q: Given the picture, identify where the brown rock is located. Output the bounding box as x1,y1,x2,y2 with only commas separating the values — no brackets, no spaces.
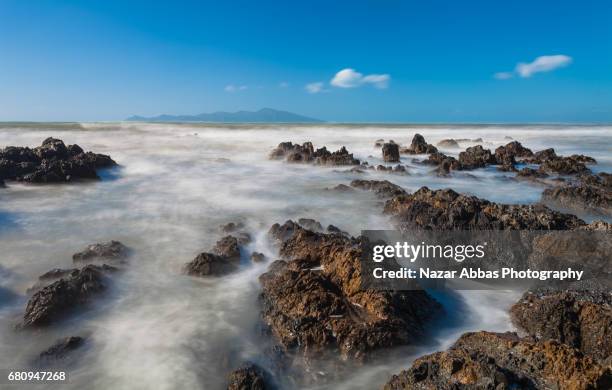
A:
458,145,495,169
384,331,612,390
269,142,359,166
72,241,129,264
436,139,459,148
382,143,400,162
184,252,238,277
350,179,408,199
400,134,438,154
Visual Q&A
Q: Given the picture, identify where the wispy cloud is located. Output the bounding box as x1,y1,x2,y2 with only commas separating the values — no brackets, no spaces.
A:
305,82,325,94
330,68,390,89
494,72,514,80
516,55,572,77
495,55,573,79
279,81,289,88
224,84,248,92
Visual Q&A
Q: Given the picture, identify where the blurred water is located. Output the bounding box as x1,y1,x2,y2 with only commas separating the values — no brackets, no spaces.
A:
0,123,610,389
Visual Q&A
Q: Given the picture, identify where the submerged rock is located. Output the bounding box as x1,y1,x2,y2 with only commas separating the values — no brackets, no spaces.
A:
510,285,612,363
382,143,400,162
72,240,129,264
400,134,438,154
269,142,359,166
374,139,385,147
0,138,116,183
384,186,585,230
251,252,266,263
21,265,116,328
260,222,442,363
542,172,611,216
384,331,612,389
297,218,324,232
436,139,459,148
221,222,245,233
38,336,86,365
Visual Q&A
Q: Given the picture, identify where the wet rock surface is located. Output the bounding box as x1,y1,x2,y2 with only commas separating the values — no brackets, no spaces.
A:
72,240,129,264
400,134,438,154
260,221,442,365
21,265,117,328
269,142,359,166
384,331,612,390
542,172,611,216
384,186,585,230
382,143,400,162
510,284,612,363
0,138,116,183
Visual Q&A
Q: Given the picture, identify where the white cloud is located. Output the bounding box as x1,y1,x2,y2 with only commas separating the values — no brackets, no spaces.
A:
494,72,514,80
279,81,289,88
516,55,572,77
330,68,390,89
224,84,248,92
305,82,325,94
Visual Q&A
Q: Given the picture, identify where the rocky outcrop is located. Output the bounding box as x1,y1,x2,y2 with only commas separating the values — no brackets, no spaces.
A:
510,284,612,363
214,235,242,260
72,241,129,264
269,142,359,166
0,138,116,183
227,363,271,390
382,143,400,162
21,264,116,328
458,145,496,169
400,134,438,154
494,141,533,161
436,139,459,148
542,173,611,216
421,152,461,176
521,148,595,175
516,167,549,179
260,222,442,364
384,331,612,389
350,179,408,199
251,252,266,263
38,336,85,365
184,252,238,277
384,186,585,230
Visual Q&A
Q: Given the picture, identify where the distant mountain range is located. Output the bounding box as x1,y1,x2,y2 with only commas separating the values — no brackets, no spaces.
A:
126,108,323,123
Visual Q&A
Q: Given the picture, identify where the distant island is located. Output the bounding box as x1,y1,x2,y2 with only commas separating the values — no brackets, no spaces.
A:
126,108,323,123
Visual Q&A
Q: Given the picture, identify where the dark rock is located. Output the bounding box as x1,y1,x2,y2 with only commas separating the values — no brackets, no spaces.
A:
542,172,611,216
269,142,359,166
511,286,612,362
21,265,116,328
227,363,270,390
350,179,408,198
261,222,442,363
494,141,533,161
0,138,116,183
421,152,461,175
382,143,400,162
400,134,438,154
517,167,549,179
328,184,355,193
38,336,85,364
384,331,612,389
184,252,238,277
72,241,129,264
436,139,459,148
251,252,266,263
539,157,589,175
384,186,585,230
570,154,597,164
214,236,241,260
528,148,558,163
458,145,495,169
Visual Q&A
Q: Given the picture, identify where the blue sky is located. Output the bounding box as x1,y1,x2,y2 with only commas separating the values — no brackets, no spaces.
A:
1,0,611,122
